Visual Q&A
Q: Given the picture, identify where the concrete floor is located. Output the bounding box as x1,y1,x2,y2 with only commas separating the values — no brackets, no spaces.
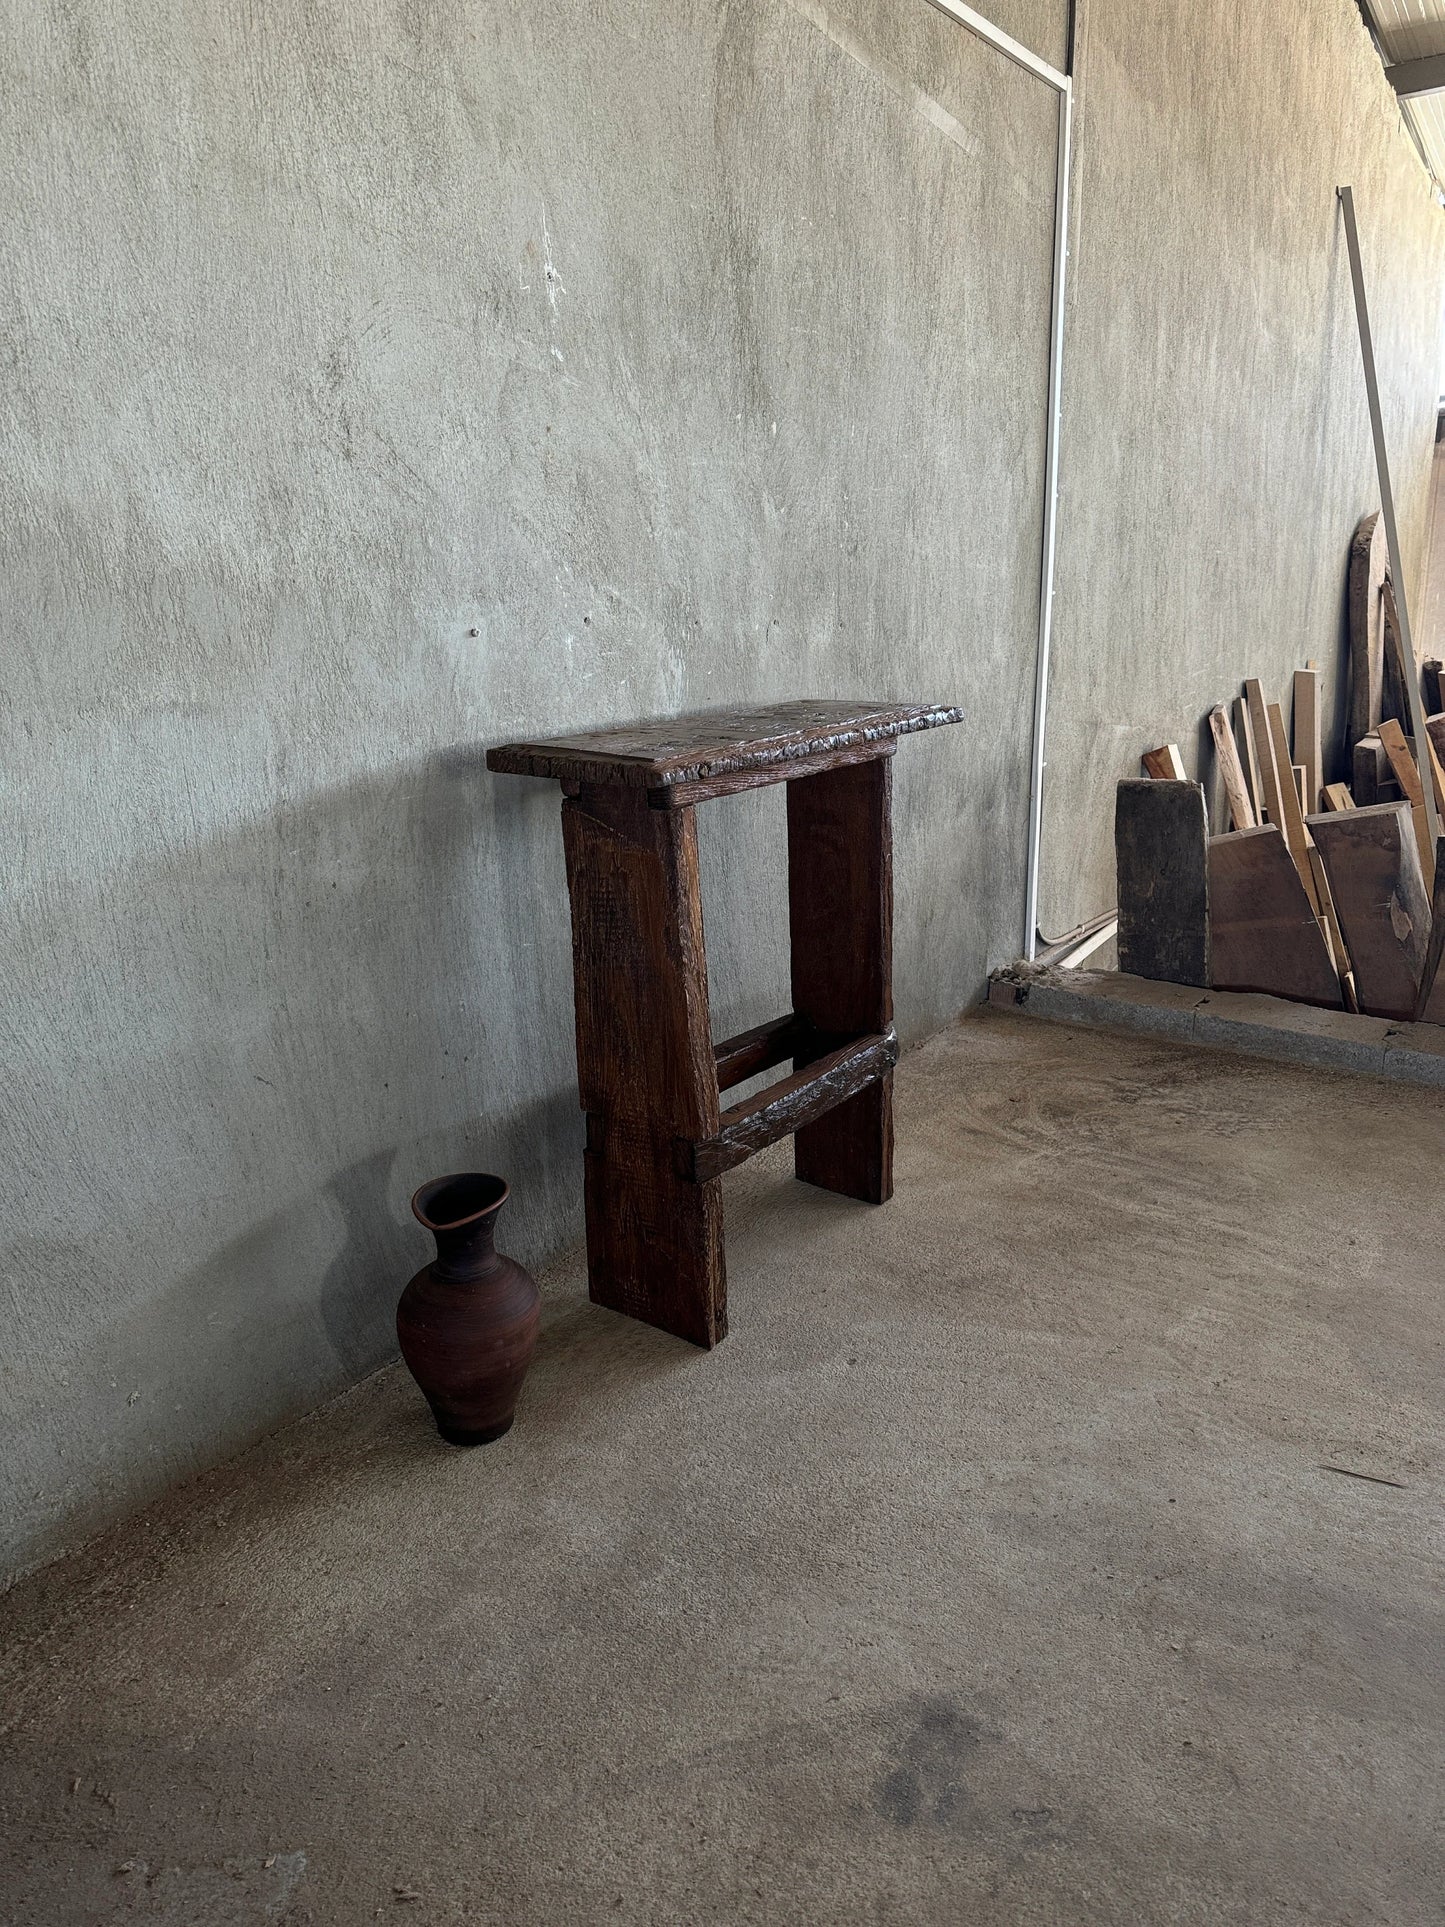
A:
2,1012,1442,1925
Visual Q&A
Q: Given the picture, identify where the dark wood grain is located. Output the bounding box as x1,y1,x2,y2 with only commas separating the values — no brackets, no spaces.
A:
1115,779,1210,987
1308,802,1429,1021
1208,825,1342,1008
496,698,945,1343
487,699,962,790
683,1030,898,1183
561,783,725,1347
787,756,893,1203
713,1013,805,1092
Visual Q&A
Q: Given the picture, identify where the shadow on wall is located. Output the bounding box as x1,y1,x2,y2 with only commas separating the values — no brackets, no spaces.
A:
4,744,586,1573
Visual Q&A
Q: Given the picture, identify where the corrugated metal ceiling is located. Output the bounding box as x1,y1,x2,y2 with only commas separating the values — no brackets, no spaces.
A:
1365,0,1445,63
1362,0,1445,195
1405,94,1445,195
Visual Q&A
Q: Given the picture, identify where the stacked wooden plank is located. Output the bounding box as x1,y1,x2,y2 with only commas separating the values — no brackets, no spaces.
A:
1115,514,1445,1026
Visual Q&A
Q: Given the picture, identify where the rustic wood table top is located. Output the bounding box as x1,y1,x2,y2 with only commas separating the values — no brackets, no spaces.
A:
486,698,963,791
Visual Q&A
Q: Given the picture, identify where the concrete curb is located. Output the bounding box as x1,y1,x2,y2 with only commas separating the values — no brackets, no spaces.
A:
988,964,1445,1089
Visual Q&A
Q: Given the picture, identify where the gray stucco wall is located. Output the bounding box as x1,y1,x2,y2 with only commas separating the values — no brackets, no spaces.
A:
3,0,1440,1584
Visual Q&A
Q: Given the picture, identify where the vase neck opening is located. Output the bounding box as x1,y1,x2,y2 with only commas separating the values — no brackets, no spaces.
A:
412,1172,509,1233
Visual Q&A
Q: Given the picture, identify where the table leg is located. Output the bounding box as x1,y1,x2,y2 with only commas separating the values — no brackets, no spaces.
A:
786,754,894,1204
561,784,726,1346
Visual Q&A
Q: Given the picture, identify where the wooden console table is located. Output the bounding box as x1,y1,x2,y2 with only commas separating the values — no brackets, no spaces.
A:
487,699,963,1347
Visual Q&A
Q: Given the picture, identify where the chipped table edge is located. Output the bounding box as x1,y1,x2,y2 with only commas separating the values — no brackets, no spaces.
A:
485,702,965,789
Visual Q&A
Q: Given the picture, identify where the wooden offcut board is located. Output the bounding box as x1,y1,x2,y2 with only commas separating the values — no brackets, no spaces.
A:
1115,780,1210,988
1308,802,1429,1021
1208,826,1343,1008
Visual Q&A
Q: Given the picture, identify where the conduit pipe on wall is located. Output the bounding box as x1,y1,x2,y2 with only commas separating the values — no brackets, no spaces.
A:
920,0,1073,961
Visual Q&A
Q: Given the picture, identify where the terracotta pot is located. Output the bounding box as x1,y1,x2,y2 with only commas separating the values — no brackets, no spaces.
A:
397,1173,540,1445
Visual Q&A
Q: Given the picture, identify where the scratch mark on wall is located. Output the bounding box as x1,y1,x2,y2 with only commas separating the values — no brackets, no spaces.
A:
541,204,566,315
539,203,568,368
783,0,982,163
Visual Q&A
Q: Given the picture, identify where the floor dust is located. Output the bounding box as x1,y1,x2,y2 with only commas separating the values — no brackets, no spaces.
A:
1,1013,1441,1924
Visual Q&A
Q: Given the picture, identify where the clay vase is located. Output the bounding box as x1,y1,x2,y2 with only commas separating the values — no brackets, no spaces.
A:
397,1173,540,1445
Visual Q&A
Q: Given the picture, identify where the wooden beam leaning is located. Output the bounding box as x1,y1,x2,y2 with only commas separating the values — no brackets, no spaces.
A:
1382,585,1415,731
1245,678,1287,831
1305,846,1355,1000
1209,826,1343,1007
1293,668,1323,814
1308,802,1429,1021
1265,694,1350,986
683,1030,899,1182
1371,531,1441,863
1323,784,1356,812
1235,695,1264,820
1383,579,1443,822
1115,779,1210,986
1376,719,1436,893
1263,699,1327,925
1209,705,1256,830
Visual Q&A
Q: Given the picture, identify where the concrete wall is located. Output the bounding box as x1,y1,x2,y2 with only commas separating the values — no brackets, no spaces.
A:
3,0,1441,1584
1042,0,1445,935
2,0,1059,1582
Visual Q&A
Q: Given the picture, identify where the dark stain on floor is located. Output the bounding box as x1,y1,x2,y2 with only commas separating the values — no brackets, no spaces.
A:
875,1695,995,1828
